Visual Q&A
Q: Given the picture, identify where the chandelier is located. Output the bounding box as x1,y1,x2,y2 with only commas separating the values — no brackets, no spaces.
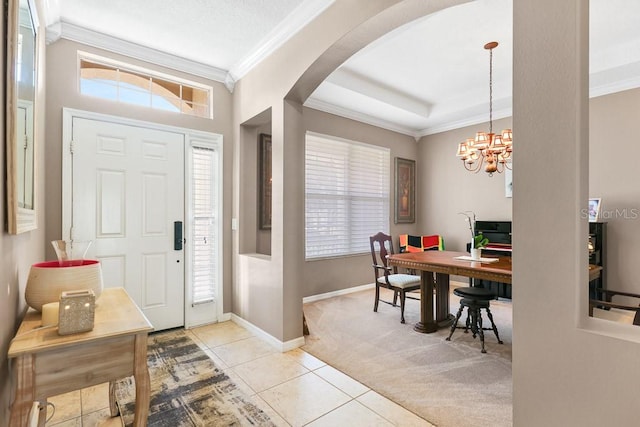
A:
456,41,512,176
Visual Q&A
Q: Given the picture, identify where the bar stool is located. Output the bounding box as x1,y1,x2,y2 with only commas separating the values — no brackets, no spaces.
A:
446,286,503,353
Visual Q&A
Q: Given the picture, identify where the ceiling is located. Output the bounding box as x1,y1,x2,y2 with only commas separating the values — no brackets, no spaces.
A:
45,0,640,139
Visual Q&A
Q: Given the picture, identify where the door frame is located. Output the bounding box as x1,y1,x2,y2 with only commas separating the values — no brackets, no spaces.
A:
62,108,224,328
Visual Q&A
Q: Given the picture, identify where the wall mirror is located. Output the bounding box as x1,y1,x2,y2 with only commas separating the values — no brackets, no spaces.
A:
6,0,38,234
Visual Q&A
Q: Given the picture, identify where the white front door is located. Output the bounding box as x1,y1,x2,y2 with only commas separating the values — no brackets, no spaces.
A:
70,117,185,331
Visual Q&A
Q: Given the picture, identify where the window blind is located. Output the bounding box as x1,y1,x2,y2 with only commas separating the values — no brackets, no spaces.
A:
305,132,390,259
191,146,218,304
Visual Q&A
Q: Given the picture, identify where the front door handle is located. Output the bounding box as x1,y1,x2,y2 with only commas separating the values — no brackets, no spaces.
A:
174,221,183,250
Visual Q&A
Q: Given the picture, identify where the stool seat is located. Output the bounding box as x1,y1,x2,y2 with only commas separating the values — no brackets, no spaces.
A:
447,286,503,353
453,286,495,300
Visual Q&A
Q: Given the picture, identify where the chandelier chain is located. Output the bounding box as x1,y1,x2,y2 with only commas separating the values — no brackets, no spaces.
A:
489,47,493,135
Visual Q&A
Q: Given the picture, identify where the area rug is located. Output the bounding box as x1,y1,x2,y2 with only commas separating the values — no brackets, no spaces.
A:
115,330,276,427
302,287,513,427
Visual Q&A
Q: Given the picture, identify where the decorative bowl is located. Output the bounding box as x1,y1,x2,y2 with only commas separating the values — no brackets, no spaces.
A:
25,260,103,311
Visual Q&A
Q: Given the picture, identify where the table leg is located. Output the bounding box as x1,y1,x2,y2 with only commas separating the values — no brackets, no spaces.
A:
435,272,454,327
414,270,438,333
109,381,119,417
37,401,46,427
132,333,150,427
9,354,36,427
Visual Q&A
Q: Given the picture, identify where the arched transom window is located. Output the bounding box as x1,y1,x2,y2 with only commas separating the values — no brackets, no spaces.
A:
78,53,212,119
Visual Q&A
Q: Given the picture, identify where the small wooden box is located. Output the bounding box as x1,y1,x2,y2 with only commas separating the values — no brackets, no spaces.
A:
58,289,95,335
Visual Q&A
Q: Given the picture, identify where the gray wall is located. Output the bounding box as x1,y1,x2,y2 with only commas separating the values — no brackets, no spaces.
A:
44,39,234,313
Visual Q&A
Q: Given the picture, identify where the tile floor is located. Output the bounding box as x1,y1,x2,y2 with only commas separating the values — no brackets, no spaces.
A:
47,321,432,426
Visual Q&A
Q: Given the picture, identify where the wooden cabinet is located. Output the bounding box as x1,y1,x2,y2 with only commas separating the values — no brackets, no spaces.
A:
589,221,607,299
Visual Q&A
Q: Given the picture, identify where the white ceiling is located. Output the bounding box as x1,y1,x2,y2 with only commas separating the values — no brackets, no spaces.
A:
45,0,640,139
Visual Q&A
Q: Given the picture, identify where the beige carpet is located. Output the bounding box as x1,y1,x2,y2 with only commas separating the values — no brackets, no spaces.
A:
302,287,512,427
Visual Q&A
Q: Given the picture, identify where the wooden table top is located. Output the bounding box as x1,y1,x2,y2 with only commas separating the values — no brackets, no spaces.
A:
388,250,602,285
389,250,513,283
8,287,153,358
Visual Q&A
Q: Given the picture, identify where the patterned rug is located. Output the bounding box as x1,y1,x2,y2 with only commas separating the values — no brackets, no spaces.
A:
115,330,276,426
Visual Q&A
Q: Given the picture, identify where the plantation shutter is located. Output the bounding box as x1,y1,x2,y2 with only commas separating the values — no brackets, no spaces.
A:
191,146,218,304
305,132,390,259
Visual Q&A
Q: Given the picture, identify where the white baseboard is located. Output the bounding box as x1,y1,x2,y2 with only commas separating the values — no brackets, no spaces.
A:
303,283,375,304
227,280,468,352
303,280,469,305
231,314,305,352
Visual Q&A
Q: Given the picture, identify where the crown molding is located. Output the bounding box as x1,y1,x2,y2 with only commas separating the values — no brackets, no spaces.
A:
589,76,640,99
228,0,335,81
47,21,229,85
416,107,512,138
589,76,640,98
304,97,421,140
45,1,335,92
304,95,516,140
46,22,62,44
326,69,432,117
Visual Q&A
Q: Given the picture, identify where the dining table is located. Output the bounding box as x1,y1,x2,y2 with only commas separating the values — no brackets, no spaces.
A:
388,250,602,334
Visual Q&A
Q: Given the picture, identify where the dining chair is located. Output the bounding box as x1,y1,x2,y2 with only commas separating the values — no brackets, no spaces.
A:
398,233,444,277
398,234,444,253
589,288,640,325
369,232,421,323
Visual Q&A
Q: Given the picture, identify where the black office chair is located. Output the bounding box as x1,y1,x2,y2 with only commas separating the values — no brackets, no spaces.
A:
446,285,503,353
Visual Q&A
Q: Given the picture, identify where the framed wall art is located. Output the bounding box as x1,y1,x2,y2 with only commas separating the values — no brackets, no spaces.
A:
394,157,415,224
588,198,601,222
259,133,272,229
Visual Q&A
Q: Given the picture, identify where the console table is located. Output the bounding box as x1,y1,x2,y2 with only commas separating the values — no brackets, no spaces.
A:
8,287,153,427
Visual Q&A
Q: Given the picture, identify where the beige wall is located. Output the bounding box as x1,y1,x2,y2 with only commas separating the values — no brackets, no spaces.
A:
44,39,234,313
417,116,513,251
418,88,640,293
1,0,47,422
302,107,420,297
232,0,465,343
4,1,640,424
513,1,640,426
589,88,640,294
231,0,640,422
